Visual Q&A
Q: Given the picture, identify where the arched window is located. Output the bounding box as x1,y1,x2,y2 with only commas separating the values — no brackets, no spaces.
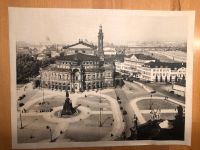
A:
75,72,79,81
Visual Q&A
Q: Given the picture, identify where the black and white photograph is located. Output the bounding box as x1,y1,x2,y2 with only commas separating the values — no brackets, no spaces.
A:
9,8,194,148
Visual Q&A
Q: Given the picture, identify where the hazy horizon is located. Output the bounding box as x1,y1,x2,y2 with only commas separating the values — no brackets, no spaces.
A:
10,8,189,45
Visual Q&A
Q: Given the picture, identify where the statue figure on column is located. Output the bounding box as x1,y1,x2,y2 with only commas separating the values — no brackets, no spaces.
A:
61,91,76,116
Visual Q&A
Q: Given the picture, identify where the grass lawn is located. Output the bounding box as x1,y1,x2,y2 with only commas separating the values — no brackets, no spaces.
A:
85,95,108,103
76,95,111,111
17,116,57,143
137,99,179,110
63,114,113,141
28,95,65,111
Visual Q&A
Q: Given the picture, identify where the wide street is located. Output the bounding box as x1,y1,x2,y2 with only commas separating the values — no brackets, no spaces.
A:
114,81,152,138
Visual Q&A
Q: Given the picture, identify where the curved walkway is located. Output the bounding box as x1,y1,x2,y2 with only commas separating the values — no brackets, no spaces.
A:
87,92,125,141
130,96,185,124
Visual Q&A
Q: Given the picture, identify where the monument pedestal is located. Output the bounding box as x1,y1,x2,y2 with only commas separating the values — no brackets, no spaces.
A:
61,91,76,116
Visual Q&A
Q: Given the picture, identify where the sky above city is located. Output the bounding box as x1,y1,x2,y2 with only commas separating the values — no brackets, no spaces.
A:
9,8,190,45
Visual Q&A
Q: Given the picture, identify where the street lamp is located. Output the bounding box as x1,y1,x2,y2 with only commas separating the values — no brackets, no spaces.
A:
40,72,45,103
99,89,102,127
149,94,153,110
19,111,24,129
46,125,53,142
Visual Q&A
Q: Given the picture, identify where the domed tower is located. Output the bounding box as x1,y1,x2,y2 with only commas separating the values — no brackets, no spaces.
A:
98,25,104,60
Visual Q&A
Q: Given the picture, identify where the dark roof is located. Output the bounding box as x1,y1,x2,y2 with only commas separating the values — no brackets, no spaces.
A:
144,61,186,69
42,66,71,72
43,65,105,72
134,54,155,60
63,40,97,49
125,54,155,60
58,53,100,61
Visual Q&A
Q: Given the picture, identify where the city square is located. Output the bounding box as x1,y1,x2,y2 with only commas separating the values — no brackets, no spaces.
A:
9,8,192,148
16,77,185,143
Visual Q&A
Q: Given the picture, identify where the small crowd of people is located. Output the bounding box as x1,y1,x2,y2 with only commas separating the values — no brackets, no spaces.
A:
150,108,161,121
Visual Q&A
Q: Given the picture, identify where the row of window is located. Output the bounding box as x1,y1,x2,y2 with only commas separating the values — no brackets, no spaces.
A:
67,50,94,54
152,68,170,72
42,72,70,80
59,61,99,65
152,73,169,76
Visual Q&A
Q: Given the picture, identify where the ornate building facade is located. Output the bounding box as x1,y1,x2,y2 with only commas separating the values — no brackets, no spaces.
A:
40,26,115,92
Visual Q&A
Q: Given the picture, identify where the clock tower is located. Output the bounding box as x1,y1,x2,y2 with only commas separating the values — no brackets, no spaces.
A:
98,25,104,60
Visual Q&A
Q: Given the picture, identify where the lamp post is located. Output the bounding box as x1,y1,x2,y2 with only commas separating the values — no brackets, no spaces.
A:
41,72,45,104
99,89,102,127
40,72,45,104
46,125,53,142
149,94,152,110
42,83,45,103
19,111,24,129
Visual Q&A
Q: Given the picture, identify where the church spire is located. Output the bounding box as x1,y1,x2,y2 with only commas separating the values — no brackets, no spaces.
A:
98,25,104,60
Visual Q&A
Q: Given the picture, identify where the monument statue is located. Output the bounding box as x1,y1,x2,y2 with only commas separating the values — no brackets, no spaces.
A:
61,91,76,116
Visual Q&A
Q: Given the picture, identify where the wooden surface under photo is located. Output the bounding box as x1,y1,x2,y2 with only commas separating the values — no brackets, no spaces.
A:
0,0,200,150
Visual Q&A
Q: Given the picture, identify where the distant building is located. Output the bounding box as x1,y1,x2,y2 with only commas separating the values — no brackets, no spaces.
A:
138,62,186,82
116,54,186,83
40,25,115,92
104,47,116,56
16,46,32,55
51,50,60,58
63,40,97,56
115,54,155,76
37,53,48,60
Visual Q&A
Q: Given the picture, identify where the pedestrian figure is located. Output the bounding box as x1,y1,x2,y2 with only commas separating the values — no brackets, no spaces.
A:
157,111,161,120
153,109,157,120
150,110,154,121
155,109,160,120
133,115,138,128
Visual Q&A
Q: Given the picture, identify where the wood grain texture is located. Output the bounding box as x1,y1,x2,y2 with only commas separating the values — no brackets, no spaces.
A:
0,0,200,150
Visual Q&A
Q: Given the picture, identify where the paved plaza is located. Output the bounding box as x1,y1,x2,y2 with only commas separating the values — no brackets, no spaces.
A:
17,81,185,143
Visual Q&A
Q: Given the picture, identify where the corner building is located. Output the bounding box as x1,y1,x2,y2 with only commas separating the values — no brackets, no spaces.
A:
40,26,115,92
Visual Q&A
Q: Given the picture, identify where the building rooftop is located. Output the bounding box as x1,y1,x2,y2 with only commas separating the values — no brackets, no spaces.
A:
144,61,186,69
63,40,97,49
58,53,100,61
125,54,155,60
41,65,71,72
134,54,155,60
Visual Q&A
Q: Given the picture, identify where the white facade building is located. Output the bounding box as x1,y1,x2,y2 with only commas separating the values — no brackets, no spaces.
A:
37,53,47,60
51,50,60,58
115,53,186,83
115,54,155,76
138,62,186,82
